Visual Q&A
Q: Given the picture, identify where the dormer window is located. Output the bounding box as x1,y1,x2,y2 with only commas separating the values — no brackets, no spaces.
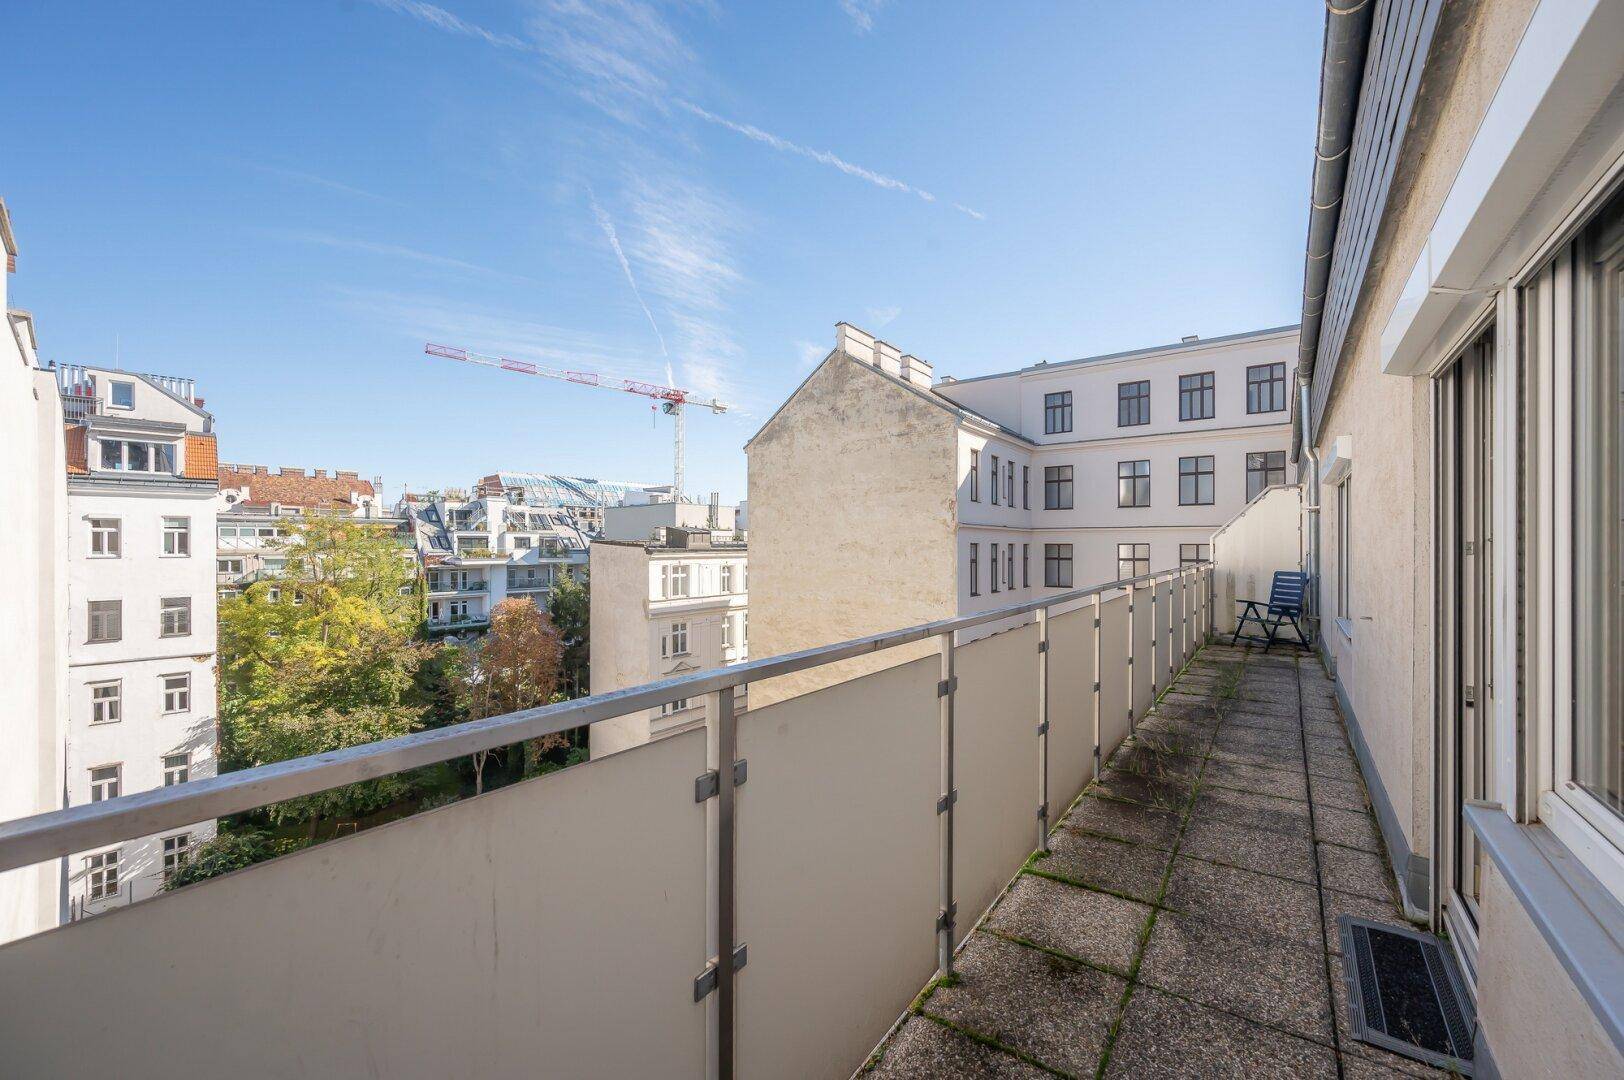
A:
99,438,175,473
109,381,135,409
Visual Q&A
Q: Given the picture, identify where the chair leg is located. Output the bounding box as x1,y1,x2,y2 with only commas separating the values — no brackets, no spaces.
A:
1263,616,1278,652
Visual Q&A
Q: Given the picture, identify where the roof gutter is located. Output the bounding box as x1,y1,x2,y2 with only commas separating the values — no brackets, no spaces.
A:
1294,0,1375,462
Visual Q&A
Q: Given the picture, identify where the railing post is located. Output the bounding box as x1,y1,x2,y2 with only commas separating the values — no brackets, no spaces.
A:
1036,607,1050,853
704,687,739,1080
936,633,957,978
1166,573,1175,687
1091,594,1103,779
1180,570,1190,663
1126,581,1137,733
1148,578,1158,701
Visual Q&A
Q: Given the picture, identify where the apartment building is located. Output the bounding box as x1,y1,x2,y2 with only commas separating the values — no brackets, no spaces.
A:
400,491,588,635
1253,1,1624,1074
746,321,1294,704
56,362,219,913
588,519,747,757
0,201,69,945
216,464,395,596
474,471,673,536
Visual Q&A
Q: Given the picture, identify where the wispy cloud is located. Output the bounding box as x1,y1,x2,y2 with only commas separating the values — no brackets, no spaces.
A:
866,305,901,328
839,0,885,33
523,0,698,121
275,230,537,284
242,162,403,206
675,100,983,219
367,0,529,50
795,340,828,372
589,190,669,360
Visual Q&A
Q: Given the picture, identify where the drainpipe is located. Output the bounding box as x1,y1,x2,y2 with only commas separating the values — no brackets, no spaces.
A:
1295,0,1372,645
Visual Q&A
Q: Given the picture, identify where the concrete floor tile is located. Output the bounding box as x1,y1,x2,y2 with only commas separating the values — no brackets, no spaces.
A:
1207,742,1306,772
1128,728,1211,759
1039,826,1173,903
1138,913,1334,1042
1201,759,1310,801
1105,986,1338,1079
1161,857,1322,947
1067,795,1183,850
1110,743,1204,781
1139,706,1220,729
1213,727,1303,752
1095,767,1194,814
1313,806,1382,853
1316,843,1396,903
1304,751,1362,785
1320,889,1410,956
1309,776,1370,812
1232,683,1299,707
864,1016,1052,1079
927,934,1125,1079
1219,709,1303,733
989,875,1153,974
1188,787,1312,837
1179,816,1318,886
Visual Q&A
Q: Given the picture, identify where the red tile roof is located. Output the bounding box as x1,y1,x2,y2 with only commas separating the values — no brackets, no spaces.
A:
217,464,375,510
64,425,87,475
184,435,219,482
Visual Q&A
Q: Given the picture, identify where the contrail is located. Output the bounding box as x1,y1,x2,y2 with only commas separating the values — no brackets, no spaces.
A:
589,191,670,359
676,100,984,220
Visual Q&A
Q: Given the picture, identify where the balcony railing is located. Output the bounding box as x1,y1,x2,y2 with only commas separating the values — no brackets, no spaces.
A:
60,393,100,423
427,578,488,594
0,564,1213,1077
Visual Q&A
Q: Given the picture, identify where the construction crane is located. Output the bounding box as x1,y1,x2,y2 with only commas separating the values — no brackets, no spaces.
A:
424,343,728,498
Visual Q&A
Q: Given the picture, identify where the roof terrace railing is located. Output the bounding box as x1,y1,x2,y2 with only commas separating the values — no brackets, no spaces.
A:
0,563,1216,1079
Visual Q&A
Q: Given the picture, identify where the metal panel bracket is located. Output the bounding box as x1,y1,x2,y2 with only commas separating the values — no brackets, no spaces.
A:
1036,720,1050,736
693,759,748,802
936,903,958,934
693,943,749,1001
937,677,958,698
936,789,958,814
1037,640,1049,654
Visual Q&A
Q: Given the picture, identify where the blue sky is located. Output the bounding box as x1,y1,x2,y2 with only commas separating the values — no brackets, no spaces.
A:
6,1,1321,504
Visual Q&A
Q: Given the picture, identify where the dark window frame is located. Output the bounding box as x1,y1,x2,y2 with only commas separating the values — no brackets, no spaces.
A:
1043,465,1074,510
1044,543,1073,588
969,543,980,596
990,455,1000,505
1178,455,1215,505
1178,371,1215,421
1246,450,1287,502
1117,459,1151,508
1116,542,1150,580
1117,380,1150,427
970,450,980,502
1246,362,1287,413
1044,391,1073,434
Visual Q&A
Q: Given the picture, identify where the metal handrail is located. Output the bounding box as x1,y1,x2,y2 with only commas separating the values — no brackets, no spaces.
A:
0,564,1210,874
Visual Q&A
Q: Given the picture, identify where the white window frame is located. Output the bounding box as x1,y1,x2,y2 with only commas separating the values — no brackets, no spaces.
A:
162,833,193,882
90,680,121,725
721,563,734,593
97,438,175,474
87,599,122,644
109,380,135,409
163,752,191,787
160,596,192,637
663,620,689,658
89,764,121,803
162,672,191,713
88,517,121,558
85,849,120,901
1335,476,1352,624
161,516,191,557
662,563,690,599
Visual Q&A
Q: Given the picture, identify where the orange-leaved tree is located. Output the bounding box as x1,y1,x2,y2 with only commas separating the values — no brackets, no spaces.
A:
452,598,565,792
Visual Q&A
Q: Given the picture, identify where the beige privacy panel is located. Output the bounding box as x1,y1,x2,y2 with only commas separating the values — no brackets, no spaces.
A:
734,656,941,1080
1098,590,1132,762
1132,582,1156,720
1047,605,1098,817
1153,577,1174,691
0,730,710,1080
952,621,1040,944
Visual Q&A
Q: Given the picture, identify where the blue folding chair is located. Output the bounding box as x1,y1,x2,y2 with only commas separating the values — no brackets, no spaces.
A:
1232,571,1308,650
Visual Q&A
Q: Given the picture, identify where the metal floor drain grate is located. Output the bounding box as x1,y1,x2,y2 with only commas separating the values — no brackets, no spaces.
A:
1338,917,1476,1074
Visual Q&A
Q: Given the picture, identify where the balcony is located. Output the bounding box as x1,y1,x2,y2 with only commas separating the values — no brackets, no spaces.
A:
0,563,1410,1076
426,611,488,630
60,393,100,423
427,577,488,595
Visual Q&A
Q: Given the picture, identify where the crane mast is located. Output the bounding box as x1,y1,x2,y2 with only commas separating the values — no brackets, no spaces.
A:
424,343,727,497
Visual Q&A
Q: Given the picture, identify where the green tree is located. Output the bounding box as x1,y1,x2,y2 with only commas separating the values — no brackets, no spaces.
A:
453,598,566,790
218,518,427,833
547,571,590,697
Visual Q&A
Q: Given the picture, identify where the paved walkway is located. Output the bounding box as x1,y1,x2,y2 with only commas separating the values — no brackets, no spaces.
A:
864,643,1446,1079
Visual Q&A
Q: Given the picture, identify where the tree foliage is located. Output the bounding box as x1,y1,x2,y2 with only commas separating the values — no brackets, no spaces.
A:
547,571,590,697
452,598,566,790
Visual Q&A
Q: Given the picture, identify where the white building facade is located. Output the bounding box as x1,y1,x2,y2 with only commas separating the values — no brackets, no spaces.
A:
588,525,747,757
216,464,395,597
58,364,219,914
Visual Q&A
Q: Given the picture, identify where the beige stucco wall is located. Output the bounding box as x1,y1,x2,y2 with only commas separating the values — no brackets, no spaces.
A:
588,541,658,756
746,352,959,707
1209,484,1303,632
1475,859,1624,1078
1309,0,1538,899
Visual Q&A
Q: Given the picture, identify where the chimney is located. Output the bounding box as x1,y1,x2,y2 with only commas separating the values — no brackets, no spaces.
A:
336,470,358,480
253,465,269,475
1181,335,1199,343
872,339,903,378
312,468,327,479
280,466,305,477
900,353,934,389
708,491,720,530
834,322,876,365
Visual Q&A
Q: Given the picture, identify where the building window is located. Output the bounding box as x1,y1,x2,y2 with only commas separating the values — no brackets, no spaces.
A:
1044,465,1074,509
1178,456,1215,505
1117,460,1150,507
1179,543,1210,567
87,600,122,644
1246,363,1287,413
1178,372,1215,420
161,516,190,556
661,563,690,599
160,597,192,637
1005,462,1015,506
511,535,532,550
163,752,191,786
1117,543,1150,580
217,558,244,574
90,681,121,725
990,543,1000,592
662,621,689,658
85,850,119,901
721,564,734,593
1118,381,1150,426
162,834,192,882
722,616,734,649
969,450,980,502
1022,465,1030,509
1246,450,1287,502
162,673,191,713
98,439,175,473
1022,544,1030,588
658,698,690,717
110,380,135,408
1006,545,1015,591
1336,479,1352,619
1044,391,1073,434
990,455,1000,505
90,764,121,802
1043,544,1073,588
969,543,980,596
89,518,120,557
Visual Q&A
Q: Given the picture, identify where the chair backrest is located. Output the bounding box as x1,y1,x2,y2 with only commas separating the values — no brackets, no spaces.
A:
1268,571,1307,613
